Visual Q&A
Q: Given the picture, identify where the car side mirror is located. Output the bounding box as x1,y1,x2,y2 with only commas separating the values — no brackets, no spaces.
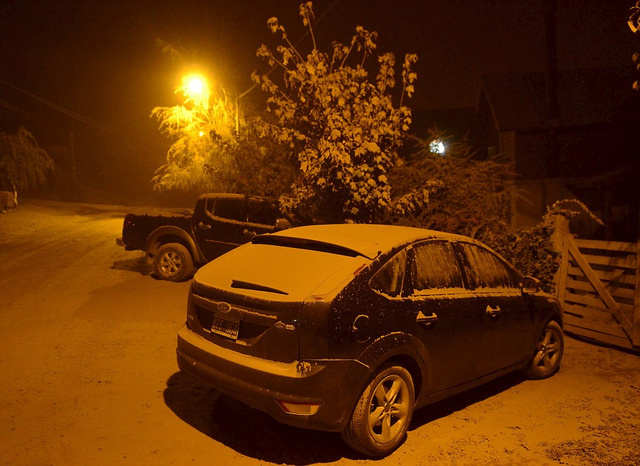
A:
522,276,541,295
275,218,292,230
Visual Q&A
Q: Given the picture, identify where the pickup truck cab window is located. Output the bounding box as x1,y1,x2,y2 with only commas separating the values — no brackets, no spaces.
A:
247,198,280,226
212,197,246,222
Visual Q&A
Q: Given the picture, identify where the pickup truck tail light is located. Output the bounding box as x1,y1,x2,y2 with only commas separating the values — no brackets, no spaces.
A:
123,214,134,228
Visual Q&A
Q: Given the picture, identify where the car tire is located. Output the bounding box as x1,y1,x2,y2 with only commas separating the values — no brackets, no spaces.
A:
341,364,415,458
153,243,193,282
525,320,564,380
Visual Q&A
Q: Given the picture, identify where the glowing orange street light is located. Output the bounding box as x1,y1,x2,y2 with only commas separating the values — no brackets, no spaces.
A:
180,74,209,107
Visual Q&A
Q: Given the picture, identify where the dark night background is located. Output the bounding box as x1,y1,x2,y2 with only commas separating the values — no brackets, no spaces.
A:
1,0,638,208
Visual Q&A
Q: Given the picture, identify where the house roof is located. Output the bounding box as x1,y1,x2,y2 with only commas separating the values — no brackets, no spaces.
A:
479,66,638,131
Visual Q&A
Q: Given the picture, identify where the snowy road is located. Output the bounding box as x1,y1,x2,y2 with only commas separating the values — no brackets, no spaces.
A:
1,199,639,465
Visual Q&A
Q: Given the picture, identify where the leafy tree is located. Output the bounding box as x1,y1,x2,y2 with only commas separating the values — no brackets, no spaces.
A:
151,77,294,196
252,2,418,223
389,129,514,241
629,1,640,91
389,130,563,290
487,220,559,293
0,126,55,194
151,80,237,192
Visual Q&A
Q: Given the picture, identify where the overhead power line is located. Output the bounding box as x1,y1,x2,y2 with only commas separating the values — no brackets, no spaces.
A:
0,78,113,132
0,78,168,150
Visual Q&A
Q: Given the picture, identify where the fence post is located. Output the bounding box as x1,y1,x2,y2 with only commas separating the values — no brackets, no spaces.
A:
551,214,570,310
634,237,640,347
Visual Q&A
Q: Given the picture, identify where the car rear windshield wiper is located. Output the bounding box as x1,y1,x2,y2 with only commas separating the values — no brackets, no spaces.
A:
231,279,289,295
252,235,362,258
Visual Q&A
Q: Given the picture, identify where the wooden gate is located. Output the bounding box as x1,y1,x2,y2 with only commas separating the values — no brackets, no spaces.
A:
553,216,640,350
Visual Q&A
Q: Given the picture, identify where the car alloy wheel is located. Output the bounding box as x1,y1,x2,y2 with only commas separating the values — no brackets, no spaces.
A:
526,320,564,379
341,365,414,457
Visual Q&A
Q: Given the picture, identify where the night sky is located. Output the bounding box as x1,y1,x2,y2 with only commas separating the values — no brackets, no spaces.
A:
0,0,637,200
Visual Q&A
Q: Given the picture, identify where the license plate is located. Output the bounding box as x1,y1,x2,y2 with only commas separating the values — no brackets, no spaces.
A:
211,313,240,340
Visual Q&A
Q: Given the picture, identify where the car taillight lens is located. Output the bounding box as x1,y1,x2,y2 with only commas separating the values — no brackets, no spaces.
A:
277,400,320,415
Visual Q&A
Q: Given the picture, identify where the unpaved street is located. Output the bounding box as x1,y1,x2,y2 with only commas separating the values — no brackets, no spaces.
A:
1,199,639,466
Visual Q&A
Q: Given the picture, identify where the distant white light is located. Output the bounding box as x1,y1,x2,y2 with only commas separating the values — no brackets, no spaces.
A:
430,139,446,155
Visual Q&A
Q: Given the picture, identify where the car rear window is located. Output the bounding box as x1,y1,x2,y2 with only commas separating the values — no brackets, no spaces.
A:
194,242,369,301
252,234,362,257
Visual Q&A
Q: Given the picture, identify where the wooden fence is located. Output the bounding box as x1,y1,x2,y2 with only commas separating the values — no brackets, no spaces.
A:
552,215,640,350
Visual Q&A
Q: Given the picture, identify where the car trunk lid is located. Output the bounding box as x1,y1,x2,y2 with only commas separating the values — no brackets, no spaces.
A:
188,241,370,362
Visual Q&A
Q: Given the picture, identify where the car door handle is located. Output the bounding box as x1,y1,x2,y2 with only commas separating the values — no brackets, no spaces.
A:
486,305,501,317
198,222,212,230
416,311,438,328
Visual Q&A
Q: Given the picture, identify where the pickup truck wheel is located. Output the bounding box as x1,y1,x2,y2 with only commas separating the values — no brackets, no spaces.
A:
153,243,193,282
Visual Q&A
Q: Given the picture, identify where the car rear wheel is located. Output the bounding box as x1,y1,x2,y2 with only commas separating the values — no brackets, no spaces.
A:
153,243,193,282
525,320,564,379
341,364,414,458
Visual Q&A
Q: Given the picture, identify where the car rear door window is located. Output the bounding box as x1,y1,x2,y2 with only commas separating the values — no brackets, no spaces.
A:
369,249,408,297
457,243,521,289
411,241,463,291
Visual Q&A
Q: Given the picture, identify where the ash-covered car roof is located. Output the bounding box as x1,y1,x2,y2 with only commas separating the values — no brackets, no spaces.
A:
263,224,469,260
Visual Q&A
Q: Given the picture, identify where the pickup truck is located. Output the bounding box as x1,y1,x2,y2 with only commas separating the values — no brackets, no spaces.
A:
117,193,292,281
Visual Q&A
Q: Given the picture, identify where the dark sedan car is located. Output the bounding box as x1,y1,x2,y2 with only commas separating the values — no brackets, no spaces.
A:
176,224,563,457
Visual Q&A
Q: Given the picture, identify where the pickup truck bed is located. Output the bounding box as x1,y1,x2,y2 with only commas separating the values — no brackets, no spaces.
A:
116,194,291,281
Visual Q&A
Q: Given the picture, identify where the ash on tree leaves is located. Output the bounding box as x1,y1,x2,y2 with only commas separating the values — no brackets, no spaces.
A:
253,2,418,223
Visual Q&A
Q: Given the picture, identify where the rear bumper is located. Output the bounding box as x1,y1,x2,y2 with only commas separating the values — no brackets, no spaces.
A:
116,237,136,251
176,324,370,432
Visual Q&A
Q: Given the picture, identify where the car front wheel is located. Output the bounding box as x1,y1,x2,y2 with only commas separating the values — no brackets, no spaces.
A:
341,364,415,458
525,320,564,379
153,243,194,282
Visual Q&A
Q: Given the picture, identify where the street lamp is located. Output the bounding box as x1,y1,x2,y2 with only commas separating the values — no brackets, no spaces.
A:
180,74,209,108
178,72,240,138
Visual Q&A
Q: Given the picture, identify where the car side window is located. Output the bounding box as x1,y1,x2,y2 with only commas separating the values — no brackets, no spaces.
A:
204,198,216,216
370,249,408,298
213,198,246,222
457,243,521,290
410,241,463,292
247,199,280,226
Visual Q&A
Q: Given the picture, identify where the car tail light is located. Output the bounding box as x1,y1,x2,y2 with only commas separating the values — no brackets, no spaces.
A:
277,400,320,415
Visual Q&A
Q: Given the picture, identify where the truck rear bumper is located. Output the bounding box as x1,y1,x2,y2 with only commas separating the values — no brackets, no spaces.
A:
116,237,135,250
